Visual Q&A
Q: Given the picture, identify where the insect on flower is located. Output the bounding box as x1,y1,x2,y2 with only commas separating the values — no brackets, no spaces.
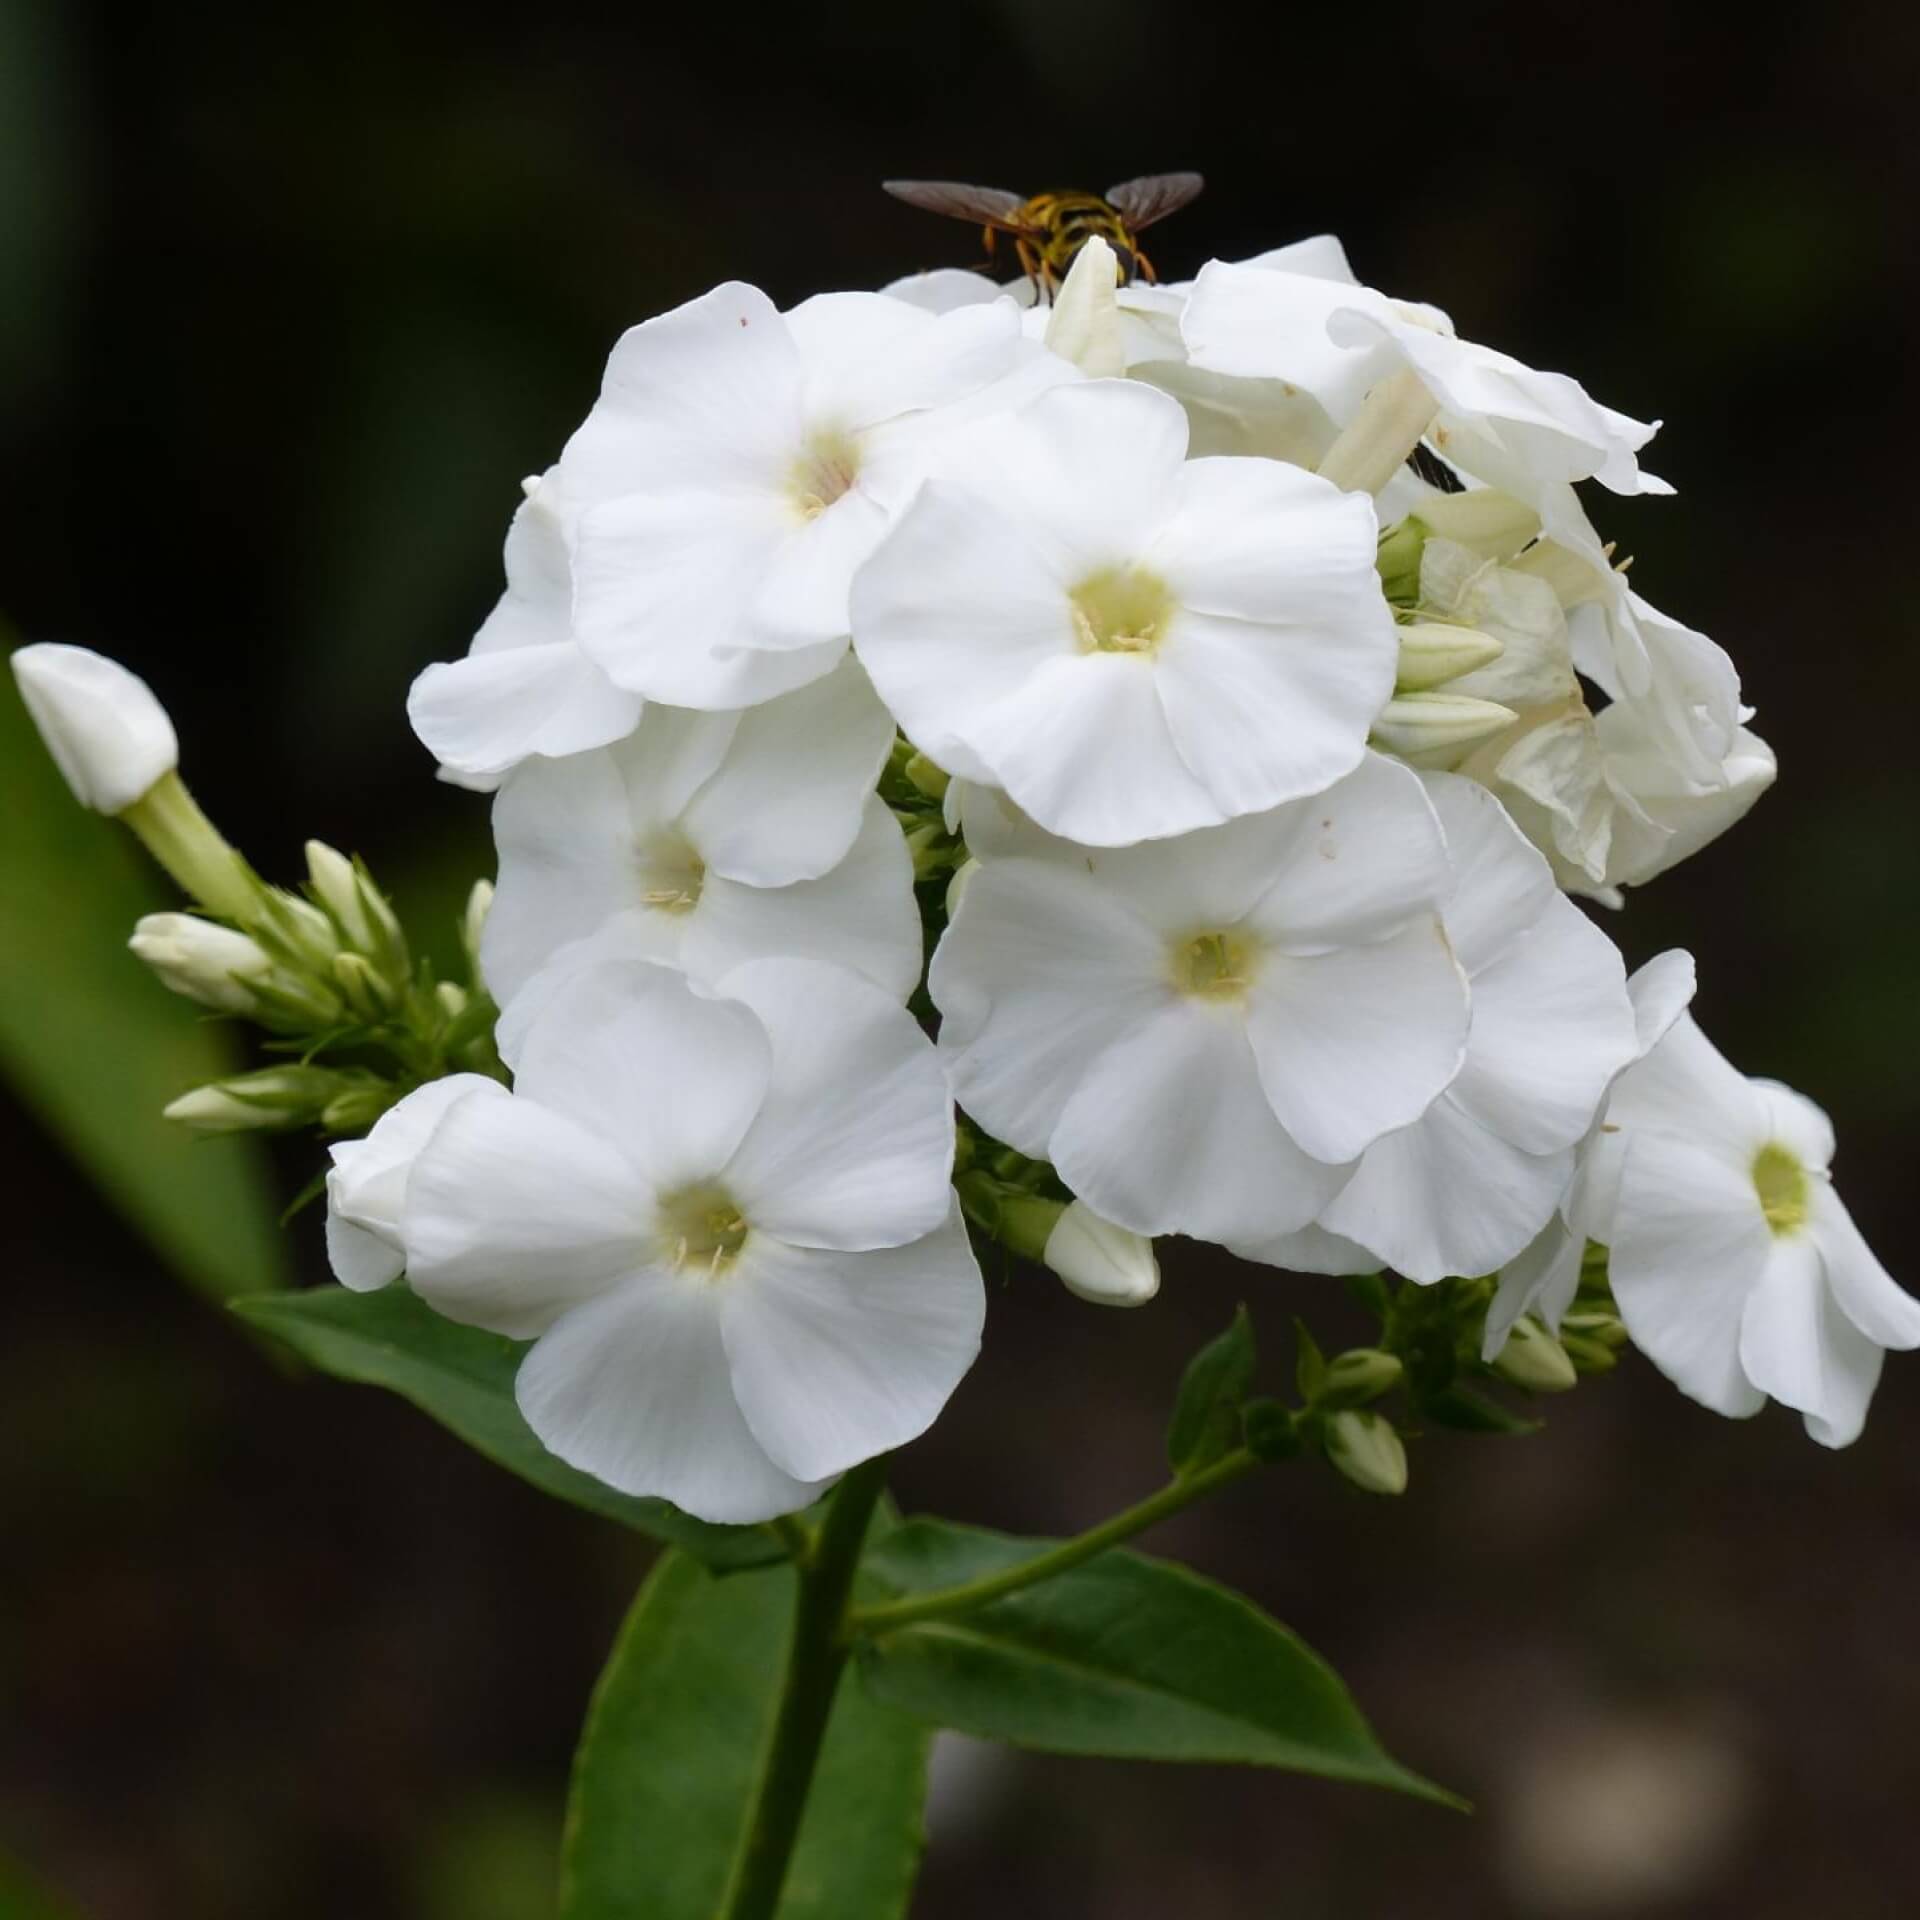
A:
881,172,1204,296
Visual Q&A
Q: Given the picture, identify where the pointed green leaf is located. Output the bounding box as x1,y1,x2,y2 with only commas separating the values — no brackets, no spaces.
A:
0,646,287,1300
233,1282,781,1569
856,1521,1460,1807
1165,1303,1256,1476
561,1550,930,1920
1292,1316,1328,1401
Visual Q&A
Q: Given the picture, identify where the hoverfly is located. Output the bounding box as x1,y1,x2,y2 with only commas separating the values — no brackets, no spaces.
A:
882,173,1204,296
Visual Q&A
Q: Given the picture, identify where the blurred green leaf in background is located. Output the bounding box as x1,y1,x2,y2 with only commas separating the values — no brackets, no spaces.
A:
0,643,288,1300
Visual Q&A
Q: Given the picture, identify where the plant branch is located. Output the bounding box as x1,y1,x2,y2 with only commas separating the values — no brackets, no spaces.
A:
845,1446,1260,1637
716,1455,889,1920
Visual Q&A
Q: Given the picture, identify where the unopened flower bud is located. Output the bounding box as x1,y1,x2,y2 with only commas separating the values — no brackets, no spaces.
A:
1044,235,1126,377
1558,1332,1620,1375
1559,1307,1630,1351
332,950,397,1020
435,979,471,1020
12,642,178,814
1324,1409,1408,1496
901,819,953,881
162,1065,346,1133
306,842,405,963
904,751,951,802
1370,691,1518,758
461,878,494,971
320,1082,398,1135
129,913,270,1014
1320,1347,1404,1406
1393,621,1505,692
1375,516,1429,606
1043,1200,1159,1307
1490,1315,1579,1394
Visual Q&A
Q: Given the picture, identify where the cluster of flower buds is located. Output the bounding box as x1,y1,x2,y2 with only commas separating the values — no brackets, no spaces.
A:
17,217,1912,1523
12,645,503,1138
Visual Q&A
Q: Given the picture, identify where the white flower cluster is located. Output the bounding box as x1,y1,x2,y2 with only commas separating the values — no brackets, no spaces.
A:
314,229,1910,1519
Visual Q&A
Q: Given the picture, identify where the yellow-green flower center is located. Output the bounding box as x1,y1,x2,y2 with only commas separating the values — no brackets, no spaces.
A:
788,428,862,520
1172,929,1259,1001
637,832,705,915
1070,566,1174,656
659,1184,751,1278
1752,1142,1810,1237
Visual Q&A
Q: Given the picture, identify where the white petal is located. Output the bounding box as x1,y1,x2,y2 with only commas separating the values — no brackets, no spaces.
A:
1610,1134,1769,1419
973,649,1224,846
11,642,177,814
720,1202,983,1482
1751,1079,1835,1171
325,1074,506,1287
881,268,1009,313
1179,262,1390,420
1449,898,1637,1156
682,655,897,885
849,479,1077,776
481,747,668,1008
1484,1217,1584,1361
1606,1014,1767,1163
685,796,922,1001
1321,1095,1573,1284
1243,919,1469,1165
517,1278,827,1522
325,1214,404,1293
509,957,771,1192
1740,1235,1883,1446
1421,772,1557,976
1152,606,1383,822
931,858,1166,1156
490,914,684,1068
715,958,954,1251
747,486,892,648
560,282,800,502
790,293,1023,433
407,645,642,791
1052,999,1349,1242
1626,949,1697,1056
1811,1189,1920,1351
1239,754,1451,951
1234,1220,1380,1277
404,1090,651,1338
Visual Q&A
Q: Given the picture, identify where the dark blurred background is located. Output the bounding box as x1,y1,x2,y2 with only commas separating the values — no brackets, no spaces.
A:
4,0,1918,1913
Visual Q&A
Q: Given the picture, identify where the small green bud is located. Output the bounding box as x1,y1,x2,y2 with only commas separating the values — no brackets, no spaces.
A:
1375,516,1429,606
331,951,397,1021
319,1081,399,1134
903,751,951,802
1324,1410,1408,1496
1320,1347,1404,1407
1489,1316,1579,1394
162,1065,347,1133
1370,691,1518,759
1559,1332,1620,1375
435,979,471,1021
1393,620,1504,692
1560,1307,1630,1351
901,819,955,881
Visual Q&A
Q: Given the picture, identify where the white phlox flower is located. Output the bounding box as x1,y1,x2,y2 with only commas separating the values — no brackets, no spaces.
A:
558,281,1061,711
400,955,984,1523
930,753,1469,1244
480,656,915,1036
851,378,1398,847
325,1074,508,1292
1240,774,1639,1284
1598,1013,1919,1447
1483,948,1698,1357
1180,244,1670,513
408,468,642,792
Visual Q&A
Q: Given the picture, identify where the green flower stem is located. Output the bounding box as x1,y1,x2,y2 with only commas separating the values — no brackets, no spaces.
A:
845,1446,1261,1638
716,1454,890,1920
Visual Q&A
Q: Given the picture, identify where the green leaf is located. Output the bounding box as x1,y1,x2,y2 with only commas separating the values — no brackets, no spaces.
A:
856,1521,1461,1807
1165,1303,1256,1476
561,1550,930,1920
0,646,288,1301
233,1282,781,1569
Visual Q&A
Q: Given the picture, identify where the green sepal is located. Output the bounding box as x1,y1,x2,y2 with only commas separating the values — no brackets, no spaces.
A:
1165,1304,1257,1477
